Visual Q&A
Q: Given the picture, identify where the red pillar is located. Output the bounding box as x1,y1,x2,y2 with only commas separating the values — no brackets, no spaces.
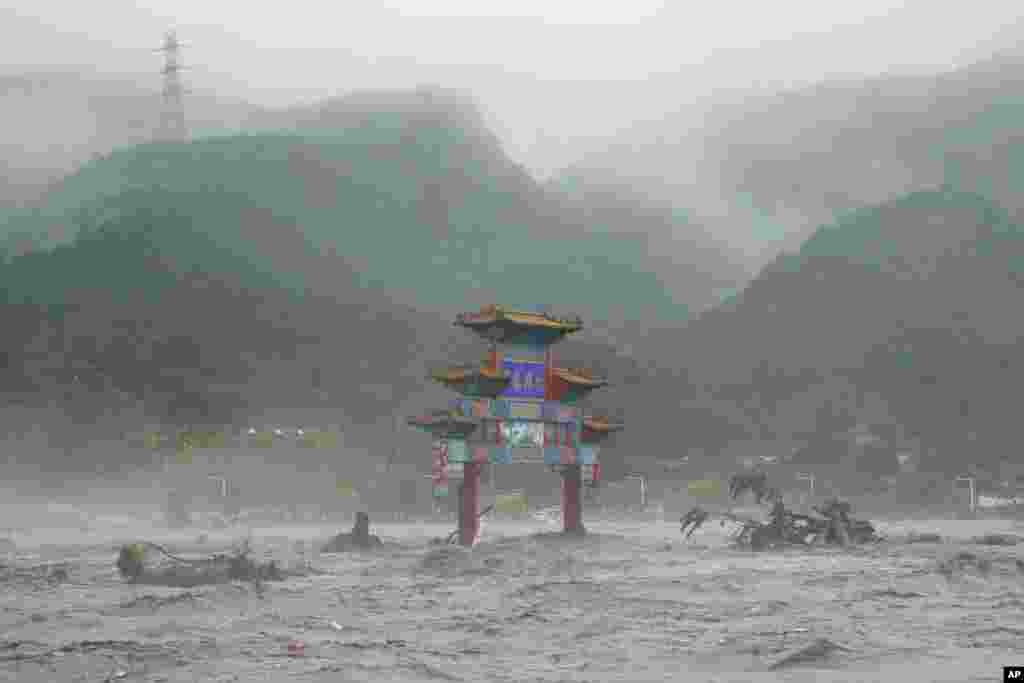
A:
459,462,482,546
544,346,553,400
561,464,584,535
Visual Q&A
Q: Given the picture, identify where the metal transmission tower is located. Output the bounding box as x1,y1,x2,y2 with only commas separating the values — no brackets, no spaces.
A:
155,31,188,142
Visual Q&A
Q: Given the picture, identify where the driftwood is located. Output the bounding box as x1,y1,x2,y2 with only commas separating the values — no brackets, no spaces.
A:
116,540,284,587
444,504,495,544
680,506,710,539
427,505,496,546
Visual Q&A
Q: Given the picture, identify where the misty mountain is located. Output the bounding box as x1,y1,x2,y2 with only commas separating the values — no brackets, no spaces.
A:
0,185,655,475
0,90,731,474
3,87,743,323
568,52,1024,265
668,188,1024,480
0,71,262,208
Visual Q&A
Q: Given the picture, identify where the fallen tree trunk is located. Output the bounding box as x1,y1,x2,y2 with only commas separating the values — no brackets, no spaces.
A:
116,541,286,587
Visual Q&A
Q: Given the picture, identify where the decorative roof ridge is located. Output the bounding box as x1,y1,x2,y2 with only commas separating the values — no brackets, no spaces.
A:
429,363,509,380
454,305,584,329
554,366,604,380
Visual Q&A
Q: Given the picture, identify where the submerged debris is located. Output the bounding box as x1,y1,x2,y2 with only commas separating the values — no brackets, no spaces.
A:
418,546,473,575
936,551,1024,580
767,638,853,670
0,562,73,586
120,592,201,610
971,533,1021,546
937,551,993,578
720,471,881,550
0,639,178,664
322,512,383,553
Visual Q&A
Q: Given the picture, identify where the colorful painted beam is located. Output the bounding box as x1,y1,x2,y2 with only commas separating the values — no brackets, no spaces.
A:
406,411,480,439
442,439,601,466
449,398,582,422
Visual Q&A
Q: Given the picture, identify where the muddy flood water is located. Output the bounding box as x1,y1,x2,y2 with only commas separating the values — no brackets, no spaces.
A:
1,505,1022,682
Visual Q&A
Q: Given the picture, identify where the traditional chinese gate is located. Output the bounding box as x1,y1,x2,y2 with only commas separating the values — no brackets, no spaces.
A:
408,305,623,546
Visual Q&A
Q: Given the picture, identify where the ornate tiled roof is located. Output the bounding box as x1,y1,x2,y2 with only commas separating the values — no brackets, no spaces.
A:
582,416,625,434
551,367,608,388
454,305,583,333
429,364,508,383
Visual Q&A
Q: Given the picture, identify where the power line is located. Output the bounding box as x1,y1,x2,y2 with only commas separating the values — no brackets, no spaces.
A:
155,30,189,143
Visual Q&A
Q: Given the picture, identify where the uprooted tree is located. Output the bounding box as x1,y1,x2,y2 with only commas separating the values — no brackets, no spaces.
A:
681,472,882,550
726,498,882,550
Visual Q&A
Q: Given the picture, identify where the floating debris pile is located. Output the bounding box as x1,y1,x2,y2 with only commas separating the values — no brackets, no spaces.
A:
727,497,882,550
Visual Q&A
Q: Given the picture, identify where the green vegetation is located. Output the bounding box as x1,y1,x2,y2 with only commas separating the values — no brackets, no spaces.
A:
794,188,1024,272
1,120,687,321
0,107,701,446
683,187,1024,475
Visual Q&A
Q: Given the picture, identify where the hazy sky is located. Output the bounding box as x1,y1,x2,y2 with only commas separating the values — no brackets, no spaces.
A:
3,1,1022,174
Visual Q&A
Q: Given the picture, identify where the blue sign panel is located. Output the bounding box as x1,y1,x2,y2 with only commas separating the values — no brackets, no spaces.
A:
500,360,546,399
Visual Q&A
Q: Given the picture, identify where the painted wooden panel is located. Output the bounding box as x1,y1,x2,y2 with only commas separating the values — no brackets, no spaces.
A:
543,447,574,465
492,400,511,418
541,403,581,422
500,360,546,399
446,440,469,464
450,399,581,423
491,446,514,464
446,444,519,465
500,421,544,448
578,446,600,465
508,401,542,420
